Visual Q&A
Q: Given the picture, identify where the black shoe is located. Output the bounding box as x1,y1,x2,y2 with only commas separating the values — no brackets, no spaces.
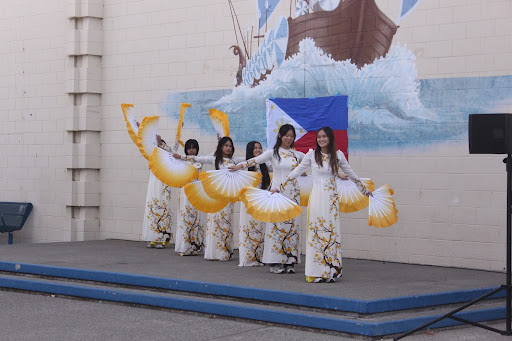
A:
284,264,295,274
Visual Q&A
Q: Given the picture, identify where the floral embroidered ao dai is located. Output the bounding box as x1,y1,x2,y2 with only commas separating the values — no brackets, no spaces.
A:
280,150,364,280
141,170,173,244
183,155,242,261
238,162,271,266
175,163,204,255
238,148,304,265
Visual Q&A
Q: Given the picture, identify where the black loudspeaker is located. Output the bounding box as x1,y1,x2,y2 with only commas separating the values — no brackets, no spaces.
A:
469,113,512,154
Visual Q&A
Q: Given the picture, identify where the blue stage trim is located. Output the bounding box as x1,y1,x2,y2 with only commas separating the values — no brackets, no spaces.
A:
0,261,504,314
0,276,505,336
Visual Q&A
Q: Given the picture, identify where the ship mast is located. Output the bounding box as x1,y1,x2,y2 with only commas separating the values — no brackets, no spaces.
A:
228,0,250,59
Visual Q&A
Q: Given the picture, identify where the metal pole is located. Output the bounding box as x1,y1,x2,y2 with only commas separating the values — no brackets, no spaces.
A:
395,156,512,340
506,155,512,332
393,287,503,340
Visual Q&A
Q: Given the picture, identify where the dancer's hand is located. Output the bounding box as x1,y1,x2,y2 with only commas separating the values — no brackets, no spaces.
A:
337,172,349,180
363,188,373,197
156,135,163,147
172,153,181,159
270,188,280,194
228,165,241,172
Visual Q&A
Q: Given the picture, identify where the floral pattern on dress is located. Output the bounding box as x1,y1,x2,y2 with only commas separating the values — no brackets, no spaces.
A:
308,176,342,279
142,171,173,243
177,197,204,253
206,204,234,261
239,218,265,265
182,155,240,261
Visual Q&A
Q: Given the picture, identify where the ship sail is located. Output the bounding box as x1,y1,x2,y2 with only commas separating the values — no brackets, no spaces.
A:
311,0,340,12
242,16,288,85
396,0,422,24
257,0,281,29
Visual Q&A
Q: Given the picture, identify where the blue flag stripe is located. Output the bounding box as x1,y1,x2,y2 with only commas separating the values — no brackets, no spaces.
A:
271,96,348,131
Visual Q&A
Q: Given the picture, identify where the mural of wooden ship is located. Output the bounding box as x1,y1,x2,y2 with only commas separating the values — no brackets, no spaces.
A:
286,0,397,68
229,0,421,87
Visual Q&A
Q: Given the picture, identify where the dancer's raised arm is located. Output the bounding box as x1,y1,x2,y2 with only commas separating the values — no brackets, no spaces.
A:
229,150,273,171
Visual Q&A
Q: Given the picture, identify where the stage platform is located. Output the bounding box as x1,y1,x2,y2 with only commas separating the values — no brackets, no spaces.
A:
0,240,507,339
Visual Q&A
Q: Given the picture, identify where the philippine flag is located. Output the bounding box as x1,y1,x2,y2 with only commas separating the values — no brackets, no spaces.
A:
266,95,349,157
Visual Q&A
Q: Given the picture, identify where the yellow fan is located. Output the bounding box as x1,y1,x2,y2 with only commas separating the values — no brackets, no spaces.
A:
337,178,375,213
137,116,159,160
296,175,312,207
239,186,303,223
149,147,198,187
209,108,229,138
175,102,192,149
184,181,229,213
199,169,262,203
369,184,398,228
121,103,139,145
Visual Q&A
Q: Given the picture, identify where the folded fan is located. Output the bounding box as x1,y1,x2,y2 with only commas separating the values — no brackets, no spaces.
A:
199,169,262,203
121,103,139,145
184,181,229,213
175,102,192,151
296,175,312,207
149,147,198,188
239,186,302,223
337,178,375,213
368,184,398,228
209,108,230,138
137,115,159,160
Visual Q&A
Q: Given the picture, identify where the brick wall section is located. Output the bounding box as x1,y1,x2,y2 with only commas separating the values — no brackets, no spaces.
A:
0,1,69,243
1,0,511,271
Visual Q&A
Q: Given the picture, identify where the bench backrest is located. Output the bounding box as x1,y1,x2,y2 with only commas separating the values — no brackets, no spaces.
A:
0,202,33,231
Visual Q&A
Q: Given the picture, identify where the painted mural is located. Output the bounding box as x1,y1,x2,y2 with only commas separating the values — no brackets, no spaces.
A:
160,0,512,152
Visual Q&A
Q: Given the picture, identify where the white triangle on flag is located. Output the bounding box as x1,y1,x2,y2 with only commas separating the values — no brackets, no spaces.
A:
266,99,308,149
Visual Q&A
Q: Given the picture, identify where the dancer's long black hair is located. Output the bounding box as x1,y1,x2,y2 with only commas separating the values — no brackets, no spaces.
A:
273,124,296,163
315,127,338,175
184,139,199,156
214,136,234,170
246,141,270,190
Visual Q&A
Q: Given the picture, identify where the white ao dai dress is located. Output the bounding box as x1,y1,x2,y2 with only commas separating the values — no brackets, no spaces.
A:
238,162,271,266
182,155,242,261
237,148,304,265
279,150,367,280
174,163,205,255
141,170,173,244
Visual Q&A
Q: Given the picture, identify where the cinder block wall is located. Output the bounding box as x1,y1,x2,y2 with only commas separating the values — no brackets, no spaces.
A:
0,1,69,243
1,0,511,272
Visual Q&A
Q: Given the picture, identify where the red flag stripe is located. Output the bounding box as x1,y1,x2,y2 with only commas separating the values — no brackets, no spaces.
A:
294,130,348,160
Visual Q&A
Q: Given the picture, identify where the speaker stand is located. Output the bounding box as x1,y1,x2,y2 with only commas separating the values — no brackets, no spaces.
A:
394,155,512,340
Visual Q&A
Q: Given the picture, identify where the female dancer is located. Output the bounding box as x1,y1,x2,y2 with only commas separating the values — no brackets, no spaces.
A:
238,141,271,266
142,136,173,249
174,139,204,256
230,124,304,274
173,136,242,261
272,127,371,283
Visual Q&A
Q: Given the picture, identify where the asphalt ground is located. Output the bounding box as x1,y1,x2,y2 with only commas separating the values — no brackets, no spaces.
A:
1,290,510,341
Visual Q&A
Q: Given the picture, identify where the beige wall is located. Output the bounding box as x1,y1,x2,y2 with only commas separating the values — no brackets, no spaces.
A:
1,0,511,271
0,0,69,242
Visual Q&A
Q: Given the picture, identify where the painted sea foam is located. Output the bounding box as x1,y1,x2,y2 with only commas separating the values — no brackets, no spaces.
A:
161,39,512,151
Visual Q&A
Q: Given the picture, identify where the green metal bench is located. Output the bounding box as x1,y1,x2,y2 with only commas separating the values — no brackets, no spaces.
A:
0,202,33,244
